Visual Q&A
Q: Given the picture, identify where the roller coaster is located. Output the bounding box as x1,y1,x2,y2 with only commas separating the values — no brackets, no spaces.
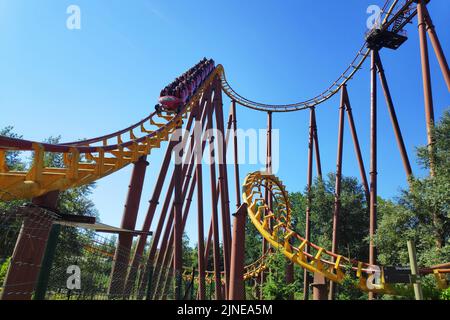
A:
0,0,449,300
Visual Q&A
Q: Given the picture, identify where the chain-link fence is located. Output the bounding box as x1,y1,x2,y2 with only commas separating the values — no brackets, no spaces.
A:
1,205,225,300
0,205,152,300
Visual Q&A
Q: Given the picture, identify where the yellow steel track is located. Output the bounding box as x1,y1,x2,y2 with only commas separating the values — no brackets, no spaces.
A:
0,69,221,201
241,171,448,294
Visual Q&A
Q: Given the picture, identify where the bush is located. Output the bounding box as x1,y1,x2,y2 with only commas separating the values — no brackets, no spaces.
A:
0,257,11,285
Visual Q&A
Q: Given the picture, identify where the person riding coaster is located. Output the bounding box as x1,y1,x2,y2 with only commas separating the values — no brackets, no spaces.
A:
155,95,184,114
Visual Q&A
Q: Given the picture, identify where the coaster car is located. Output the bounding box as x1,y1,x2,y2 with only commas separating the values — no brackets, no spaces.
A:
155,95,183,114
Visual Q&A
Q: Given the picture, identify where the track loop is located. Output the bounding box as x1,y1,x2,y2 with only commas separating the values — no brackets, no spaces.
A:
242,171,390,293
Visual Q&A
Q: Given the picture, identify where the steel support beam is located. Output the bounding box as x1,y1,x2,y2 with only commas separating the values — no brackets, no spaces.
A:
417,0,435,176
260,111,273,298
125,109,197,295
329,86,346,300
369,50,378,301
196,136,206,300
157,92,235,300
303,108,314,300
109,155,148,298
421,4,450,91
232,100,241,209
343,90,370,202
207,97,223,300
228,203,248,300
1,191,59,300
148,93,212,299
374,51,412,178
173,122,184,300
312,272,327,300
311,108,323,178
213,79,232,298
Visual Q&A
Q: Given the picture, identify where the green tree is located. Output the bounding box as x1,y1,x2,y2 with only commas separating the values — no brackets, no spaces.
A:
262,250,297,300
375,110,450,300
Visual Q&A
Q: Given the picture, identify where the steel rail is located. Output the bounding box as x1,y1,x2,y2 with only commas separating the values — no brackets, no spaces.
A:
242,171,448,294
218,0,416,113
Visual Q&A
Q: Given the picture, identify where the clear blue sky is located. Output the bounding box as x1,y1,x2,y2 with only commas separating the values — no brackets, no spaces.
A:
1,0,449,245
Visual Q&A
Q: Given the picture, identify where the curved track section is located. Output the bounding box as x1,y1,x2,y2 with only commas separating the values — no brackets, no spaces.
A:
218,0,416,112
242,171,449,293
0,68,221,201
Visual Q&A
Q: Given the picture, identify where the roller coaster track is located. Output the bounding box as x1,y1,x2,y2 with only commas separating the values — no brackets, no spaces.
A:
181,170,448,294
1,0,448,300
242,171,449,294
219,0,418,112
0,0,417,200
0,68,221,201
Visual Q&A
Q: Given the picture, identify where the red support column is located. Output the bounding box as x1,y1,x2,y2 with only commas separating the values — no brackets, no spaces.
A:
109,155,148,297
148,95,212,298
207,100,223,300
232,100,241,209
343,90,370,202
125,111,196,294
422,4,450,92
285,259,294,300
213,79,232,298
204,220,213,269
173,122,184,300
417,0,436,176
228,203,247,300
261,111,273,298
1,191,59,300
158,90,216,300
303,108,314,300
312,108,323,178
374,51,412,178
196,140,206,300
369,50,378,301
312,272,327,300
329,86,346,300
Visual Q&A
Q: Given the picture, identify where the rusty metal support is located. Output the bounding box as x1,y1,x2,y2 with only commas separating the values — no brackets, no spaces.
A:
232,101,241,209
228,203,248,300
312,272,327,300
374,51,412,178
285,259,294,300
109,155,148,298
196,140,206,300
157,91,235,300
343,89,370,202
417,0,435,176
213,79,232,298
329,86,346,300
159,171,197,300
149,94,213,299
261,111,273,298
303,108,314,300
154,172,199,300
421,4,450,91
204,220,213,268
369,49,378,301
173,122,184,300
142,178,175,298
2,191,59,300
207,99,223,300
156,90,216,300
311,108,323,178
125,109,197,295
157,96,234,300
